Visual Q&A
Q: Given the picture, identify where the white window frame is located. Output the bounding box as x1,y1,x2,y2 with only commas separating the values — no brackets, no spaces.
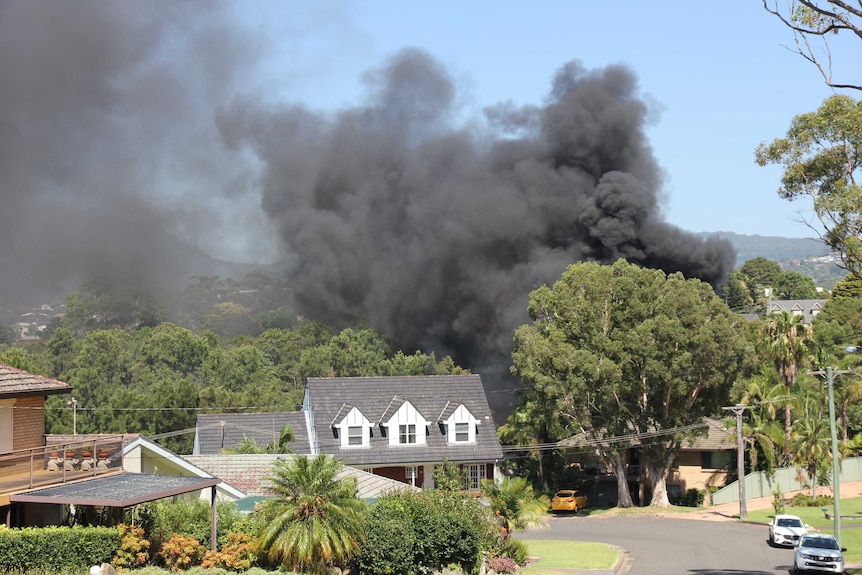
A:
464,464,486,490
347,425,363,446
454,422,470,443
399,424,417,444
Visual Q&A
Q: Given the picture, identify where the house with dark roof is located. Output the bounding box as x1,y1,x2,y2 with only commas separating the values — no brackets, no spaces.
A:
303,375,504,490
767,299,826,324
193,374,504,490
193,411,311,455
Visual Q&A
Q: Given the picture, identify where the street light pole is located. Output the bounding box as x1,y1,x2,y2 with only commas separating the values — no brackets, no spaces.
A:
826,366,842,546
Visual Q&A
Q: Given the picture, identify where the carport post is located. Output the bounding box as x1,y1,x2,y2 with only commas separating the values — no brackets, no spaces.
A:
211,486,217,551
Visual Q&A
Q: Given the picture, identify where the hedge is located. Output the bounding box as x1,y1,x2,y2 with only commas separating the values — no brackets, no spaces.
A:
0,525,121,571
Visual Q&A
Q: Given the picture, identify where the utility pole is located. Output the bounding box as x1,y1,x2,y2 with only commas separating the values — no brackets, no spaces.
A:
723,404,752,519
809,364,852,547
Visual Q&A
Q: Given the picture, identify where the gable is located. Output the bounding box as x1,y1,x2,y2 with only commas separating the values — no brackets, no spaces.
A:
331,405,372,448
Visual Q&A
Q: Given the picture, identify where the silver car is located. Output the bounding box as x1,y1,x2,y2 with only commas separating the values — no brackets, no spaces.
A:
793,533,845,574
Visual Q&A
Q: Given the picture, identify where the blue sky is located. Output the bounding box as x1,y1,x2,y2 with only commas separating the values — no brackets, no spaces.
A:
247,0,850,240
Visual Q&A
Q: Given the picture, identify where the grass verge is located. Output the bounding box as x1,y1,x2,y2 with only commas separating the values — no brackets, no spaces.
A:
519,539,619,573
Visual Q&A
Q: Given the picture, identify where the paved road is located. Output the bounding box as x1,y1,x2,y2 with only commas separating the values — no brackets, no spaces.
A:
517,514,798,574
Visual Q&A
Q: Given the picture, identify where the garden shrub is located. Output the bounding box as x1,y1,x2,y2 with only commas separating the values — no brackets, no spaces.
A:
112,523,151,568
138,498,243,550
351,501,417,575
351,489,489,575
681,488,706,507
160,533,205,571
495,537,528,565
0,525,120,572
772,484,785,515
487,556,519,574
789,493,832,507
201,532,258,571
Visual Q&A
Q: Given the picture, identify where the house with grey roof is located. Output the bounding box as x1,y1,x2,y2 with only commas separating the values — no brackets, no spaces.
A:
192,375,504,490
193,411,311,455
767,299,826,325
302,375,504,490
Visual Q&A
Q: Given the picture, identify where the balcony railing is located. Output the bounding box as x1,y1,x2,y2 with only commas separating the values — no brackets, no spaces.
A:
0,436,125,496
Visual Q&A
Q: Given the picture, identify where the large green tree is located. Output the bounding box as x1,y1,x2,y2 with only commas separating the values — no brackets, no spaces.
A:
772,271,819,300
255,455,366,574
510,259,751,507
755,94,862,277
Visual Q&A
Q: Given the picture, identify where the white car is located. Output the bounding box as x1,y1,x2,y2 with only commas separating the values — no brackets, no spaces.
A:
793,533,845,573
769,514,809,547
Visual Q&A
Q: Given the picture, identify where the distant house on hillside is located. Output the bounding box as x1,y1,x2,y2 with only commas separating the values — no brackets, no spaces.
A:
767,299,826,325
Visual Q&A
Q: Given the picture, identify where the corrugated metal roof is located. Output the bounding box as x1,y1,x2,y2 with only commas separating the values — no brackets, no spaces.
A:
10,472,219,506
0,363,72,397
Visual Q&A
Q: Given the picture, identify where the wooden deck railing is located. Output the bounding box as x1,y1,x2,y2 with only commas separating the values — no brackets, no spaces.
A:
0,435,125,495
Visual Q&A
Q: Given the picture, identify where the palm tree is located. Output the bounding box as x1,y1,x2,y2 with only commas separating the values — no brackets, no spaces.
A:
760,312,810,466
254,454,366,574
226,424,295,454
479,477,549,533
740,371,790,471
790,395,832,496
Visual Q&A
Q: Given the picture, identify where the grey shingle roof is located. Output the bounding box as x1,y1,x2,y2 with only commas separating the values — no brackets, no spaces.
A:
305,375,503,466
0,363,72,398
195,412,310,455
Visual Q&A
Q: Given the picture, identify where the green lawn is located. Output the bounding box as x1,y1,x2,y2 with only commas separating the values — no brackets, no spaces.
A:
519,539,619,573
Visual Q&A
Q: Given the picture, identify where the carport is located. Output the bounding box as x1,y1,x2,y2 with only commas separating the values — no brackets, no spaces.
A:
11,472,221,549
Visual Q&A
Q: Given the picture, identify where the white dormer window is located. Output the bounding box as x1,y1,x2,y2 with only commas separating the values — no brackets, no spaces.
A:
399,424,417,444
347,425,363,446
380,396,429,446
439,402,479,444
332,404,371,448
454,422,469,443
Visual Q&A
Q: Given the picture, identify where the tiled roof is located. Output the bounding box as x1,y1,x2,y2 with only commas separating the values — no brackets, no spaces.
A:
0,363,72,398
183,454,418,499
195,412,310,455
681,419,735,451
305,375,503,466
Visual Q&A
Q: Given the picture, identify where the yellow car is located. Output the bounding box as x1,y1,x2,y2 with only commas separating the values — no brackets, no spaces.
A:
550,489,588,513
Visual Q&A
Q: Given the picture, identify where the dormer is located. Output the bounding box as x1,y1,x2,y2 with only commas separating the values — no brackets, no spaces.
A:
437,401,479,444
379,396,429,446
331,403,371,448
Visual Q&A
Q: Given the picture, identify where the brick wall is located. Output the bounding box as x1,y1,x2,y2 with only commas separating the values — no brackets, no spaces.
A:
13,397,45,451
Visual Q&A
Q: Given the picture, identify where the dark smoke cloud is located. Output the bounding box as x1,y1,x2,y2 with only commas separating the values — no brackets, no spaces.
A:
0,3,733,416
217,49,735,415
0,1,267,303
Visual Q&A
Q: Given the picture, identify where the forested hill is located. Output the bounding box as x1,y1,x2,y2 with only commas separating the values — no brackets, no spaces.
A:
697,232,830,267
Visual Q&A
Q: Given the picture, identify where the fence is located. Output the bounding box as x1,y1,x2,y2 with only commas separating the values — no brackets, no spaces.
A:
711,457,862,506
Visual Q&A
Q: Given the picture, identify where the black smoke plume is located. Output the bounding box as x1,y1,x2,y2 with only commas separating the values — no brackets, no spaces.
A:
1,4,733,416
218,51,734,415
